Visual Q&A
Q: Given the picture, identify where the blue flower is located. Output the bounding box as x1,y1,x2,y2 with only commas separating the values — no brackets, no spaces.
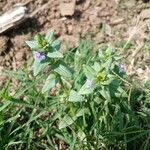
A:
34,51,46,62
85,79,93,89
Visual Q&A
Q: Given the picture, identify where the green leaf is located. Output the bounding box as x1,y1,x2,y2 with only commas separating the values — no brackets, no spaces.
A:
99,87,111,101
52,40,61,51
54,64,72,78
26,41,40,51
45,30,54,43
42,74,56,93
2,95,35,109
69,135,77,150
76,108,88,117
0,101,11,112
34,34,47,48
47,51,63,58
59,115,76,129
69,90,84,102
78,83,94,95
7,141,24,147
93,62,101,73
33,60,47,76
116,86,128,97
83,65,95,79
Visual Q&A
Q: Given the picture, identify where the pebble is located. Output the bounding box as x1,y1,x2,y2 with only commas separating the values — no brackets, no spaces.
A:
140,9,150,19
59,1,76,16
15,51,26,61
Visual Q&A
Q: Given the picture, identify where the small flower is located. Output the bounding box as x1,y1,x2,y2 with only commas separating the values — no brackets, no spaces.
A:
119,64,125,73
85,79,93,88
96,72,106,84
34,51,46,62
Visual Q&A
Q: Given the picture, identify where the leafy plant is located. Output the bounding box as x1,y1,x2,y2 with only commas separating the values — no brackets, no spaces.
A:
0,30,150,149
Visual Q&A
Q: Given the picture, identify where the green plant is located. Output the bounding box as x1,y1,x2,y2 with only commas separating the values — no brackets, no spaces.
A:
1,30,150,149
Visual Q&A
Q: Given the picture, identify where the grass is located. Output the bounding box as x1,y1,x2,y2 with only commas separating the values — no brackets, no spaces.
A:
0,31,150,150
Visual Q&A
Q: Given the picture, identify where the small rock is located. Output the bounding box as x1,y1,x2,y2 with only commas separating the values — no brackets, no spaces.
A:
0,36,9,55
140,9,150,19
137,68,144,74
59,1,76,16
110,18,124,25
5,61,10,67
15,50,26,61
94,32,105,44
67,24,73,34
5,55,10,61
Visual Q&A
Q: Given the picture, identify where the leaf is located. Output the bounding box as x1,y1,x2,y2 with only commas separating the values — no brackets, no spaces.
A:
34,34,47,48
33,60,47,76
26,41,39,51
76,108,88,117
2,95,36,109
42,74,56,93
0,101,11,112
7,141,24,147
47,51,63,58
78,83,94,95
99,87,111,101
116,86,128,97
52,40,61,51
74,73,85,90
45,30,54,43
59,115,76,129
69,135,77,150
93,62,101,73
69,90,84,102
54,64,72,78
83,65,95,79
77,130,86,141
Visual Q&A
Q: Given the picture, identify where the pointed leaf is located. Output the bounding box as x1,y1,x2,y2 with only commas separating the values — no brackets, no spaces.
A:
52,40,61,51
42,74,56,93
83,65,95,79
33,60,47,76
59,115,76,129
54,64,72,78
76,108,88,117
93,62,101,73
47,51,63,58
69,90,84,102
99,87,111,101
34,34,47,48
79,83,94,95
45,30,55,43
26,41,39,50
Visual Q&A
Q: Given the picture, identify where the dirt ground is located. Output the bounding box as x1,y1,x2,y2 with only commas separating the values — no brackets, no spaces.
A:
0,0,150,78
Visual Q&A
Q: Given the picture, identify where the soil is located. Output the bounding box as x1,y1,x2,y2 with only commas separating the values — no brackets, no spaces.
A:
0,0,150,80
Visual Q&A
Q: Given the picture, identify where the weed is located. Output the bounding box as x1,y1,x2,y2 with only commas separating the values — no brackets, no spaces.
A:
0,30,150,149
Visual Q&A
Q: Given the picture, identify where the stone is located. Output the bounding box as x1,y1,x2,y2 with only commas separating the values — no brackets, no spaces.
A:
140,9,150,19
59,1,76,16
15,51,26,61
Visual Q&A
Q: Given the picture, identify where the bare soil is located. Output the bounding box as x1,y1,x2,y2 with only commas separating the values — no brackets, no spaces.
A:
0,0,150,75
